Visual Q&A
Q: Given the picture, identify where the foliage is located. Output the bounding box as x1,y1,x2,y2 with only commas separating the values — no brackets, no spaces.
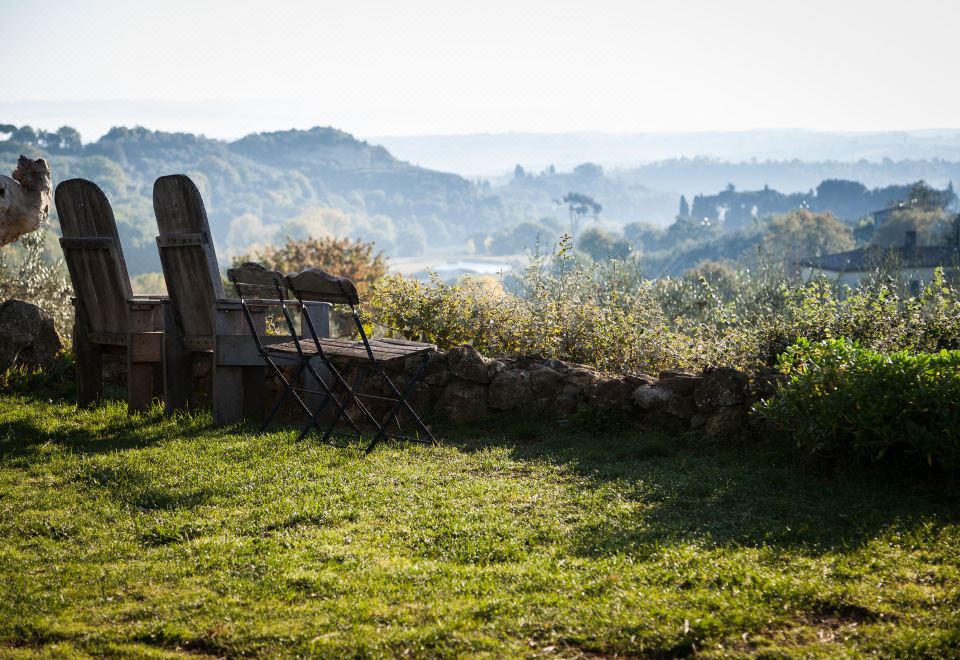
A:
559,191,602,236
760,209,855,261
0,228,73,341
577,227,632,261
2,397,959,656
757,338,960,471
871,207,955,247
234,235,387,295
371,235,678,373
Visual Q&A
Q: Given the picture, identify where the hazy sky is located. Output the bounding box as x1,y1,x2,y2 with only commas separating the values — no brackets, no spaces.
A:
3,0,959,140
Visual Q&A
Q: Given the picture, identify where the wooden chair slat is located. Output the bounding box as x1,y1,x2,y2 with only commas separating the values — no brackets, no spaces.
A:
228,262,289,292
60,237,114,250
286,268,360,305
156,233,206,248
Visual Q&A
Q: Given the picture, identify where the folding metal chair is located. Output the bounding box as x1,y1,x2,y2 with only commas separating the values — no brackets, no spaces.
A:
226,263,358,437
228,263,437,453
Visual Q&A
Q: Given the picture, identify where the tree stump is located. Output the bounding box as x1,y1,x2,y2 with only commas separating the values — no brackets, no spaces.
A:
0,155,52,247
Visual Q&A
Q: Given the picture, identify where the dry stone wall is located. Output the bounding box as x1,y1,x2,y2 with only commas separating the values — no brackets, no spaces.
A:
338,345,785,439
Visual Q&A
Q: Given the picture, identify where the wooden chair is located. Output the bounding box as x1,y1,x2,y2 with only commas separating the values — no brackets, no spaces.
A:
55,178,164,411
152,174,329,424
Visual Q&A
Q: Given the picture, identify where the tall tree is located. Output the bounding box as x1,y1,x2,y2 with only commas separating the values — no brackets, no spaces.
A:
559,192,602,237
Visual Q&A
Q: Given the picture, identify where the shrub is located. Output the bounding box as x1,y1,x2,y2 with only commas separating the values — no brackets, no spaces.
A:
0,228,73,341
234,235,387,295
755,338,960,471
235,235,388,336
370,236,680,373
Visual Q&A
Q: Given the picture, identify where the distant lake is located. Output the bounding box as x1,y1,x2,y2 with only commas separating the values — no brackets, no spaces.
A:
389,254,522,278
433,260,511,274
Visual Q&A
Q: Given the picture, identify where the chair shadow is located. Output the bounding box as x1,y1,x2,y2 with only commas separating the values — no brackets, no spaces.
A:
0,395,237,458
438,418,960,558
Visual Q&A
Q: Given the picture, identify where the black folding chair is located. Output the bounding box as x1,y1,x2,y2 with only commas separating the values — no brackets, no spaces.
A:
228,263,437,453
226,263,360,437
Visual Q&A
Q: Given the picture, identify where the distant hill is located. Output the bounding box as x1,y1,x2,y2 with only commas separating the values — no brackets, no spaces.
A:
0,124,508,273
375,129,960,177
4,122,960,275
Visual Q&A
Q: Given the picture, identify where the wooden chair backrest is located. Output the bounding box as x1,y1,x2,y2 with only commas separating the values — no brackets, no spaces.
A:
286,268,360,306
227,262,290,300
153,175,224,345
55,178,132,340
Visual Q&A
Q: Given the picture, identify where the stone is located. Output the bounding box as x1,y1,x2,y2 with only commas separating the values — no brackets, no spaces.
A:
658,368,697,380
487,369,532,411
0,157,52,248
487,359,508,381
625,373,659,387
551,388,582,416
564,366,598,390
665,394,698,419
447,345,491,383
640,409,688,435
632,384,672,410
527,365,565,398
0,299,62,368
657,374,702,396
703,406,750,439
438,379,488,424
586,377,634,412
694,367,749,411
542,359,570,373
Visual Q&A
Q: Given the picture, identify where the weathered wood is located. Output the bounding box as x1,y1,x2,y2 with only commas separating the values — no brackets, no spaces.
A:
153,175,228,412
228,262,288,291
127,305,161,413
55,179,165,411
56,179,133,338
212,307,244,425
0,156,51,247
162,301,193,413
242,309,266,420
216,334,291,366
286,268,360,305
155,233,206,248
268,337,434,364
74,313,102,405
153,175,223,345
59,236,113,249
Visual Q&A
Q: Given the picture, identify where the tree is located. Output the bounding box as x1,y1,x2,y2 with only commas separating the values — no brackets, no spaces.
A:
55,126,82,153
578,228,631,261
871,208,953,248
559,192,602,237
901,180,956,212
235,235,387,296
678,194,690,218
762,210,854,262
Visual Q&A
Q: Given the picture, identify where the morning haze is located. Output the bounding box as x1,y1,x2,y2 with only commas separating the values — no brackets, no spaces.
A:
4,1,960,656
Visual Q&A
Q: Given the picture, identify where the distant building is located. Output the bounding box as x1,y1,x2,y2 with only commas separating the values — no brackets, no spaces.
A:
798,231,960,291
869,203,906,227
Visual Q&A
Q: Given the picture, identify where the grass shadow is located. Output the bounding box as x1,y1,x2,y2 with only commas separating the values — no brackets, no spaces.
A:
436,414,960,557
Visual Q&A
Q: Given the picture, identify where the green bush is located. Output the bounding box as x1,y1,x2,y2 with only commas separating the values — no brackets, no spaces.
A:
756,338,960,471
370,236,680,373
0,228,73,342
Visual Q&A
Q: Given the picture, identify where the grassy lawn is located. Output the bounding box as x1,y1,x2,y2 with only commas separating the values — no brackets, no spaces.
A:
1,396,958,658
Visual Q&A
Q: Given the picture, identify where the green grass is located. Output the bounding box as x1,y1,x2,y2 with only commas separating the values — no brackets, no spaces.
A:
0,396,958,658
